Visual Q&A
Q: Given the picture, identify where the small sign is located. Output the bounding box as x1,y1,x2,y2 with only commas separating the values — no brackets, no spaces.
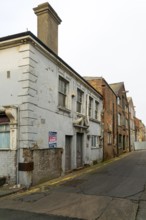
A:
48,131,57,148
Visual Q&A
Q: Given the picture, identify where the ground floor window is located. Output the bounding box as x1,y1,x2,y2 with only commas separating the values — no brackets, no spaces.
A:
91,135,98,148
0,125,10,149
118,134,122,148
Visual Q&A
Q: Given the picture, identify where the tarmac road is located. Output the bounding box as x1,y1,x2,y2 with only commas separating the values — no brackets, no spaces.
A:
0,150,146,220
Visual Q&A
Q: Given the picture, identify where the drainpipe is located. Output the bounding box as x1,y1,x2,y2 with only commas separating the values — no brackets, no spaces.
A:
116,96,119,156
127,104,131,152
102,84,105,161
16,106,20,185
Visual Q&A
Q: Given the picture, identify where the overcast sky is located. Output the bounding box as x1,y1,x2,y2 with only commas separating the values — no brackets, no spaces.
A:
0,0,146,124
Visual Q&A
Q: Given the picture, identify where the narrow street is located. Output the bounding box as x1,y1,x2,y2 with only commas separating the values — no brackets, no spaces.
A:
0,150,146,220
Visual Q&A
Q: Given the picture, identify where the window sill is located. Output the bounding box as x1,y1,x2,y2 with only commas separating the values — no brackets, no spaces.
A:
0,148,11,151
91,147,101,150
89,118,101,124
76,112,85,117
58,106,71,114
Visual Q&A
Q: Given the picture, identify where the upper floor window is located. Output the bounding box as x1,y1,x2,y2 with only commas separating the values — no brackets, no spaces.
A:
117,97,120,105
58,76,68,108
118,113,121,126
122,96,125,110
89,97,93,117
126,119,128,128
95,101,99,120
77,89,83,113
107,132,112,145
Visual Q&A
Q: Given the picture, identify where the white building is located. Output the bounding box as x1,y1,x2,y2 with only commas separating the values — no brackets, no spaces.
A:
0,2,103,187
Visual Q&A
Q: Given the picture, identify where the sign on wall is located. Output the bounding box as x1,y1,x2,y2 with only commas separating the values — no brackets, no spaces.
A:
48,131,57,148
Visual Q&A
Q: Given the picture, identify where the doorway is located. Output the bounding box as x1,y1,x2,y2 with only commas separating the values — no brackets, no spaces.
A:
65,136,72,172
76,133,83,168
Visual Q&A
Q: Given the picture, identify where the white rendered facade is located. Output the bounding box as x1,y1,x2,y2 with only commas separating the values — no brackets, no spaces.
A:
0,33,103,186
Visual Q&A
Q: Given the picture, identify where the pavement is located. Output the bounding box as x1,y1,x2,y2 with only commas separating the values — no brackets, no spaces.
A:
0,184,25,198
0,153,129,198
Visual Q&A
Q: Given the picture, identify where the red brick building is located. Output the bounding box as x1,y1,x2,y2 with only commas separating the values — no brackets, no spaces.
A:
84,77,117,160
110,82,130,155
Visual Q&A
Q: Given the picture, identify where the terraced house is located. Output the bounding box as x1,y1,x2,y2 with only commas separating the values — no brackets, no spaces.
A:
110,82,130,155
84,77,117,160
0,2,103,187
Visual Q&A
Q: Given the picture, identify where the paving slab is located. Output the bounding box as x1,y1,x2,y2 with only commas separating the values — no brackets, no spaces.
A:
0,185,24,198
136,201,146,220
45,193,112,220
99,198,138,220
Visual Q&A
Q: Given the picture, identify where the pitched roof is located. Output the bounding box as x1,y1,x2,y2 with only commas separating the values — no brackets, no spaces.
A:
109,82,124,95
84,76,117,96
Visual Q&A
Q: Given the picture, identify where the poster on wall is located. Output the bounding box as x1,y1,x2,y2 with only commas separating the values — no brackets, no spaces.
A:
48,131,57,148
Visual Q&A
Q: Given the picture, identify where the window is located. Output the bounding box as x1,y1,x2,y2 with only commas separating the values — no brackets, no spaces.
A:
126,119,128,128
117,97,120,105
118,134,122,148
95,101,99,120
7,71,10,78
89,97,93,117
122,96,125,110
58,76,68,108
118,113,121,126
0,125,10,149
107,132,112,144
91,135,98,148
77,89,83,113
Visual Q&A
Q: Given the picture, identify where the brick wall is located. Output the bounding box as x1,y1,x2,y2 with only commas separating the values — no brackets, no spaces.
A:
85,78,117,160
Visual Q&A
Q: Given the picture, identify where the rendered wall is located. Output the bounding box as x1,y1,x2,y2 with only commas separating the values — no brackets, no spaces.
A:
0,150,16,184
0,42,103,186
134,142,146,150
32,148,62,185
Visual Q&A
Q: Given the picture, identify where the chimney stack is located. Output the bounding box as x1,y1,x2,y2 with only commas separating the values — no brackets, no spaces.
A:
33,2,61,54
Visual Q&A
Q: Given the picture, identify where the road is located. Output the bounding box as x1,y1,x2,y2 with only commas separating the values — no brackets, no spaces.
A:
0,150,146,220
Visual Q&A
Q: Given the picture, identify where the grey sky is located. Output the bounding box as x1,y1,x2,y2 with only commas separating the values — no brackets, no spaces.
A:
0,0,146,124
